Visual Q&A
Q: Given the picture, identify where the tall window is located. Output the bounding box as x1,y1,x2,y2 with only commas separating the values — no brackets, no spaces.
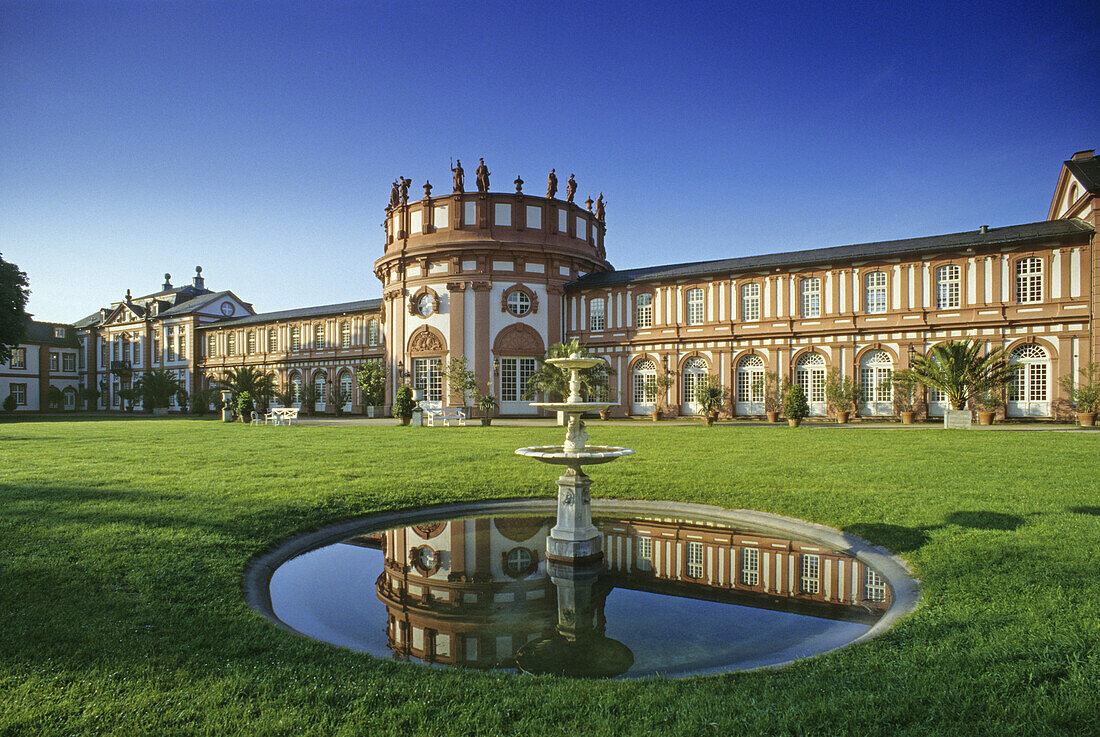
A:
340,321,351,348
1016,257,1042,304
177,328,186,360
859,351,893,404
741,547,760,586
313,372,326,409
63,353,76,372
50,353,59,371
290,326,302,350
226,332,236,356
499,357,537,402
314,323,325,349
414,357,443,402
796,352,826,404
801,554,820,594
10,383,26,405
246,331,255,354
289,374,302,405
865,272,887,314
687,542,705,579
681,356,708,407
936,265,960,309
741,283,760,322
589,298,606,331
736,354,765,404
635,293,652,328
268,328,278,352
865,567,887,602
686,288,704,325
637,536,653,569
166,327,175,361
207,335,217,357
9,347,25,369
801,278,821,318
368,319,380,347
1008,344,1048,403
339,371,354,409
632,359,657,405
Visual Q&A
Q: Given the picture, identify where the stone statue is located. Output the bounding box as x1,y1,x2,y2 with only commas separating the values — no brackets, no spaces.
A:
595,193,605,221
547,168,558,199
514,175,523,193
451,159,464,193
423,180,433,198
390,179,400,208
565,173,577,203
475,158,490,192
399,177,410,203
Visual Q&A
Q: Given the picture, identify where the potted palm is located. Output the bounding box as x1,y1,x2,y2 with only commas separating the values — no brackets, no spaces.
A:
763,371,782,422
393,385,415,426
135,369,184,417
892,369,920,424
824,369,849,423
477,393,498,426
695,374,726,426
976,391,1003,425
910,340,1016,429
783,383,809,427
1058,363,1100,426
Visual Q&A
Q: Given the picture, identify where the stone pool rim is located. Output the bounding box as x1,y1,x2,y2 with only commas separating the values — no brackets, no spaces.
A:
242,498,922,676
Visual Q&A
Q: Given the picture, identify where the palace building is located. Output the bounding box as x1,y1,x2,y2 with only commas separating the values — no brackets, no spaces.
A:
5,149,1096,419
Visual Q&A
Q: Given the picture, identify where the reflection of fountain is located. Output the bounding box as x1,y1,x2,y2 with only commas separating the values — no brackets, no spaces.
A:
515,354,634,563
514,354,635,676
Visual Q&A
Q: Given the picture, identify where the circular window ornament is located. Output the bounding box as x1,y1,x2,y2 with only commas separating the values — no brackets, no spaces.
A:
410,545,441,575
502,546,538,578
220,302,235,316
417,294,435,317
507,291,531,317
501,284,538,316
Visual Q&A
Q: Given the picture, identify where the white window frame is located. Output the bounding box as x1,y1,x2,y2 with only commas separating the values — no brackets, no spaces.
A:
741,547,760,586
340,321,351,348
268,328,278,352
635,293,653,328
368,319,380,347
800,554,820,594
1015,257,1042,304
507,291,531,317
589,298,606,332
687,542,705,579
865,567,887,602
413,357,443,403
686,288,705,325
741,283,760,322
936,265,960,309
498,356,537,402
801,278,821,318
865,271,887,314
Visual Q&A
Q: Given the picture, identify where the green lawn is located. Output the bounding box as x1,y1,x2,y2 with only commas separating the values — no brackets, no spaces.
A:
1,419,1097,736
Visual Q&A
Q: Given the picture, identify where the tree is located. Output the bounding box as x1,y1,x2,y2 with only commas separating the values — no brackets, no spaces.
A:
329,382,350,416
217,366,276,410
0,253,29,366
909,340,1016,411
1059,363,1100,414
46,386,62,410
357,361,386,408
783,383,809,420
393,384,415,420
134,369,184,410
445,356,478,407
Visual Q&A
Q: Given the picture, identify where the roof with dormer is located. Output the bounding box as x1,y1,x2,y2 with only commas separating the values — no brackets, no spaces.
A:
197,299,382,329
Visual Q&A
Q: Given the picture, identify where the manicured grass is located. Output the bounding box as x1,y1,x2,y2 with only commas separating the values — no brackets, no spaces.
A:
1,419,1098,736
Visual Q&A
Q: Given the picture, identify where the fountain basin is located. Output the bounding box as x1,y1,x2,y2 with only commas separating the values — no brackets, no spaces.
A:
516,446,634,465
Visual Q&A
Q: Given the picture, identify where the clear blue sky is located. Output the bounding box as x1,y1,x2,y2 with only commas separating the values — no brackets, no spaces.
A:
2,0,1097,322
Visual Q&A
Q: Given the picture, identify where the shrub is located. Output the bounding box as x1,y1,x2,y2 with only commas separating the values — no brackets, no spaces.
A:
393,385,416,419
763,371,782,413
3,394,15,412
236,391,254,419
1059,363,1100,413
357,361,385,409
892,369,921,414
783,383,809,420
477,393,498,415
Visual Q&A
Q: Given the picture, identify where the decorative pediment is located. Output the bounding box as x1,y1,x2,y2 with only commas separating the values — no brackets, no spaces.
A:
493,323,545,357
408,325,446,354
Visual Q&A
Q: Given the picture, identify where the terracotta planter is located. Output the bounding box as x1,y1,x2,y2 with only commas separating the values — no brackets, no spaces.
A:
900,411,915,424
481,417,492,426
788,418,801,427
978,411,995,426
1077,412,1096,427
599,410,611,421
650,410,661,422
836,410,849,424
705,413,716,426
400,416,411,426
766,411,780,423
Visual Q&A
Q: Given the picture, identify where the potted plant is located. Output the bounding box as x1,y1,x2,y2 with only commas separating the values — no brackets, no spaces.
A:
910,340,1016,429
695,374,726,426
299,383,316,417
175,388,189,413
446,356,479,416
824,369,849,423
652,370,675,421
1059,363,1100,427
597,388,618,420
783,382,809,427
393,385,415,426
892,369,920,424
641,376,660,421
975,391,1003,425
78,386,100,411
763,371,782,422
328,382,350,417
237,391,254,423
477,393,498,426
135,368,183,417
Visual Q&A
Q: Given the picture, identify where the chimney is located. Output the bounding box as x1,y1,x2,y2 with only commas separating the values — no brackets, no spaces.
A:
979,225,989,233
193,266,205,289
162,273,172,290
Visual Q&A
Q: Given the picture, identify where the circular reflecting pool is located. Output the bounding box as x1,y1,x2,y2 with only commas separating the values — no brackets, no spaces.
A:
249,500,918,679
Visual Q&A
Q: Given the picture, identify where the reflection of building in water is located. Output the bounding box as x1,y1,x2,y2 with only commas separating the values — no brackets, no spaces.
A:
362,515,892,669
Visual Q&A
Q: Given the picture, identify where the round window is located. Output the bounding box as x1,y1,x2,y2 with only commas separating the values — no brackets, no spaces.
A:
507,291,531,317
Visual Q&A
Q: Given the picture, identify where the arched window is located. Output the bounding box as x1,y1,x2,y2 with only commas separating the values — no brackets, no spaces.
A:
865,272,887,314
289,373,303,405
859,351,893,413
339,370,354,411
736,354,765,405
1015,258,1042,304
681,356,708,414
589,298,606,331
741,283,760,322
368,319,380,347
936,265,960,309
801,278,821,318
340,321,352,348
795,353,826,405
635,293,653,328
1007,344,1049,417
632,359,657,411
686,288,705,325
313,371,327,411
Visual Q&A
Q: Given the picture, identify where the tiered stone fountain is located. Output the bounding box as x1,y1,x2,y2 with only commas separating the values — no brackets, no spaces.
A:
514,354,635,676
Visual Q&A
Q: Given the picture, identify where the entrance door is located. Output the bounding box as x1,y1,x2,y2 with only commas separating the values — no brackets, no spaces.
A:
63,387,76,410
735,354,765,415
339,371,354,413
631,359,657,415
313,371,327,413
858,351,894,416
680,357,708,415
795,353,827,416
1007,345,1050,417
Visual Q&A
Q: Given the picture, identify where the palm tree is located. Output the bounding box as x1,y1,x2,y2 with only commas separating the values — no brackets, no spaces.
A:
522,339,611,401
217,366,276,410
134,369,184,410
909,340,1016,410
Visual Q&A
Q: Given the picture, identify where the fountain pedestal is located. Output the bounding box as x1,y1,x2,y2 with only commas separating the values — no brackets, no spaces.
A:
547,468,600,562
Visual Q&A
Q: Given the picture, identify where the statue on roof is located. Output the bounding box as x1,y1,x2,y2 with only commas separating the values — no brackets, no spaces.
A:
595,193,605,221
475,158,490,192
547,168,558,199
565,173,577,203
514,175,523,193
451,159,464,193
423,180,433,198
399,177,411,204
390,179,400,208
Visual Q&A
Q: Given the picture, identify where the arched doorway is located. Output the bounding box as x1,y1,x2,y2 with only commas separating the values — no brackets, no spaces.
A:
735,354,765,415
680,356,708,415
493,323,544,416
408,326,448,410
288,373,303,408
795,352,827,416
312,370,327,413
62,386,77,411
338,370,354,413
859,350,893,416
1007,344,1050,417
631,359,657,415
